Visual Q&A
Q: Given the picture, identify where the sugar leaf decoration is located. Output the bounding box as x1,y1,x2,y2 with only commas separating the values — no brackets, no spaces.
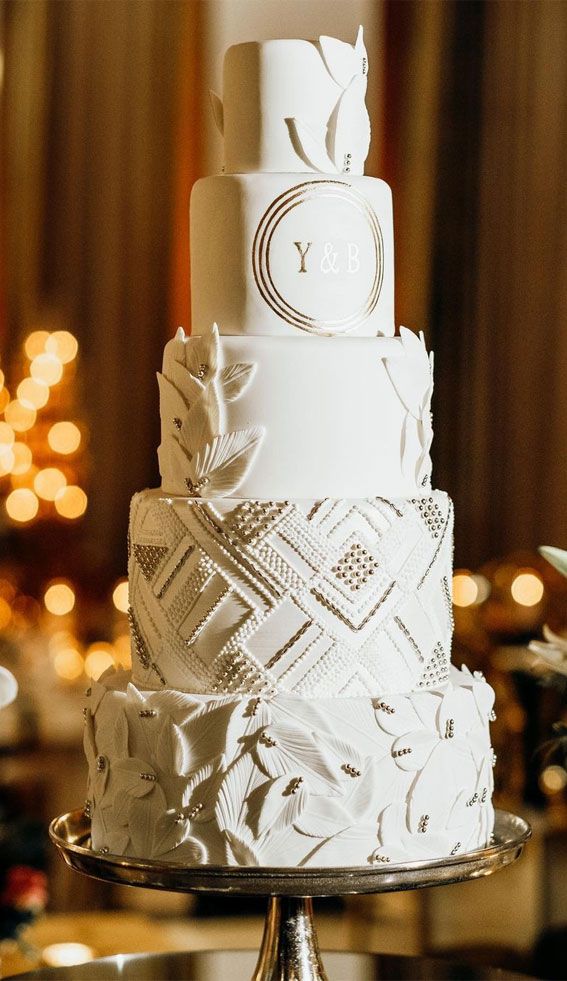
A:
158,322,264,497
288,25,371,174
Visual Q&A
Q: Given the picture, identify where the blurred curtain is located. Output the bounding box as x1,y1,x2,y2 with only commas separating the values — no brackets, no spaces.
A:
1,0,203,575
386,0,567,565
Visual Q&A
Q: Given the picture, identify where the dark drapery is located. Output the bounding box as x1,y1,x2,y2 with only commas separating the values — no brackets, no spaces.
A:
1,0,203,575
385,0,567,566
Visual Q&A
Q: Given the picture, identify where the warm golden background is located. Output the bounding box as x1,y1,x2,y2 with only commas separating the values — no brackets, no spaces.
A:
0,1,566,976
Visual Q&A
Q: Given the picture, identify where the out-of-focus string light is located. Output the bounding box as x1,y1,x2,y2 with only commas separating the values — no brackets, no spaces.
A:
540,765,567,795
42,944,94,968
53,647,84,681
0,449,16,477
511,570,544,607
10,443,33,475
0,387,10,412
30,352,63,387
24,331,50,360
46,331,78,364
112,579,129,613
35,467,66,501
453,572,478,607
17,377,50,410
54,485,87,519
4,399,37,433
0,422,15,452
0,597,11,630
112,634,131,669
84,642,115,680
0,370,4,389
44,582,75,616
48,421,81,455
5,488,39,522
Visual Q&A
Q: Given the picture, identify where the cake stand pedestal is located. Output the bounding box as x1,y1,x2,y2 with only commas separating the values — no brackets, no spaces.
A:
49,808,530,981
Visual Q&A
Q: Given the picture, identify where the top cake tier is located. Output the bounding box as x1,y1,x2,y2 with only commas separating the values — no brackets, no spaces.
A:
214,29,370,176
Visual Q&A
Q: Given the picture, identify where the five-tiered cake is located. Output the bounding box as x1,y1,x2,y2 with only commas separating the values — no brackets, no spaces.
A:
84,29,496,867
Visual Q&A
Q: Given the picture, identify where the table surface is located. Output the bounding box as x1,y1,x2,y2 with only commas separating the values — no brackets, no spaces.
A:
7,948,535,980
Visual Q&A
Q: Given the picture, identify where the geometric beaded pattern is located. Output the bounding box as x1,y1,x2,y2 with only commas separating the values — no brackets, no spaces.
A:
127,490,454,698
332,542,380,592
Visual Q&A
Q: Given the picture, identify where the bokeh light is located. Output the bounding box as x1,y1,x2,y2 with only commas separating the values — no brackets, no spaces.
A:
35,467,67,501
5,488,39,522
30,353,63,387
0,597,11,630
17,377,50,410
511,571,544,607
0,450,16,477
4,399,37,433
53,647,84,681
45,331,79,364
42,944,94,968
54,485,87,519
0,422,15,452
0,388,10,413
84,643,115,680
112,579,129,613
10,443,33,476
48,421,81,455
24,330,50,360
540,765,567,795
113,633,132,669
44,582,76,616
452,572,478,608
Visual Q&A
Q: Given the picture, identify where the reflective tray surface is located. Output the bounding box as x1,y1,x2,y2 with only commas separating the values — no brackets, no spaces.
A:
50,808,531,898
7,948,535,981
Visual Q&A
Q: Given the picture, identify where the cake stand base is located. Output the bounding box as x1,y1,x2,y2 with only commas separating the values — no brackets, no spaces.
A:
49,808,530,981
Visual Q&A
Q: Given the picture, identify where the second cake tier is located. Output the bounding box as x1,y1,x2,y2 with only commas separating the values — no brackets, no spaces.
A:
128,491,454,698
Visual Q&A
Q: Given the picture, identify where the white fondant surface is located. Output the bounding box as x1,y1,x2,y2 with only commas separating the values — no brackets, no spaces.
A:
86,666,495,867
219,30,370,176
158,329,433,500
128,491,453,697
190,174,394,338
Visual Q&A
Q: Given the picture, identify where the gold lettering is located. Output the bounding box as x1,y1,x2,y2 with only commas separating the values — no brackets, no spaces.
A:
293,241,312,273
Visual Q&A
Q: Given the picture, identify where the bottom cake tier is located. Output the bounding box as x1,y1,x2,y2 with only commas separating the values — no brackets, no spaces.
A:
84,666,495,868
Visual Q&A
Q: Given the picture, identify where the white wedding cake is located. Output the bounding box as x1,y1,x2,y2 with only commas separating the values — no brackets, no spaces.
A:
84,29,496,867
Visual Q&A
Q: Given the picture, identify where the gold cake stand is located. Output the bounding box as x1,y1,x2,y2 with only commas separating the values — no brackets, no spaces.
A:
45,808,530,981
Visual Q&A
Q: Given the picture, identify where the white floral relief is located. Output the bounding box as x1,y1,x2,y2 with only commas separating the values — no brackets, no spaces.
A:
86,668,496,867
157,323,264,498
385,327,434,489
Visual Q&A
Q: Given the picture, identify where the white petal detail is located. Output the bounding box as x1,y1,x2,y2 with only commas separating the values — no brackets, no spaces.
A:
193,427,265,497
187,322,220,381
225,830,261,866
157,373,190,435
184,383,221,457
539,546,567,578
215,752,257,833
294,796,353,838
113,711,129,759
317,34,358,88
286,118,339,174
328,75,371,173
209,90,224,134
253,776,308,837
156,720,189,774
218,363,257,402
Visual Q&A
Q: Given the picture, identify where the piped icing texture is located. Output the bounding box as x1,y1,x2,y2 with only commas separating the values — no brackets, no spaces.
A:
85,666,495,867
128,491,453,697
